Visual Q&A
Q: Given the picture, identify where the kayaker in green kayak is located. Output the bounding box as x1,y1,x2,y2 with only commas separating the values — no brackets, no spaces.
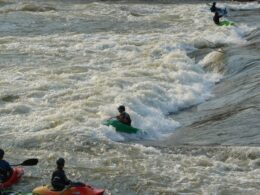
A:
213,12,235,26
0,149,12,183
51,158,71,191
116,105,132,126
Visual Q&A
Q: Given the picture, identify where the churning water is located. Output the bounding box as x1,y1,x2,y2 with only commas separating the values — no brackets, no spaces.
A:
0,0,260,194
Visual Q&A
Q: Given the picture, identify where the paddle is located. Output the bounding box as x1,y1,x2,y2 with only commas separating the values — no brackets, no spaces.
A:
11,158,38,166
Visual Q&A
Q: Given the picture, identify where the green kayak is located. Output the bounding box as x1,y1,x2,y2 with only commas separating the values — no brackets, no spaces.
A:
219,21,235,26
103,119,140,134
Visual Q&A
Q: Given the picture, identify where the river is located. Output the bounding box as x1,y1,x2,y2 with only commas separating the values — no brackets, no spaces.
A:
0,0,259,194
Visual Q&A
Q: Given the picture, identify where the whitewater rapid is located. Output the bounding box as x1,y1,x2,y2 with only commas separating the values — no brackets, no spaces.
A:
0,0,260,195
0,0,251,142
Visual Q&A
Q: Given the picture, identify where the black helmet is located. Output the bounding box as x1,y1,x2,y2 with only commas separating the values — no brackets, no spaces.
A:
56,158,65,166
118,105,125,112
0,149,4,159
213,2,216,5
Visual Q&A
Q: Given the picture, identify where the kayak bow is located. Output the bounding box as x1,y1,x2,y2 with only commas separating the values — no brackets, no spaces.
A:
0,167,24,189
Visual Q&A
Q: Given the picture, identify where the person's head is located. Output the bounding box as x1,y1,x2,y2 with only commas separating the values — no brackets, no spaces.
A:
56,158,65,169
118,105,125,113
213,2,216,6
0,149,4,160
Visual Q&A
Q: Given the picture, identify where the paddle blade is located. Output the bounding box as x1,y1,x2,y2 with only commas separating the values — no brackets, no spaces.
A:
21,158,39,166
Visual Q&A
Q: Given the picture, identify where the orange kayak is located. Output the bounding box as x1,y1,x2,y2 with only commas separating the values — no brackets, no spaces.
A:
32,183,105,195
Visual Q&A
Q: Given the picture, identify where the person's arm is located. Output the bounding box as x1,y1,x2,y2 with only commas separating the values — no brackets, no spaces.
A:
116,114,126,122
63,172,71,185
121,117,130,124
116,114,122,121
5,161,12,177
6,162,12,172
51,172,55,182
121,113,131,125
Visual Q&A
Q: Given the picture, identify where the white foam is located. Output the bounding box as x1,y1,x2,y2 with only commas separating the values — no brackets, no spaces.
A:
225,2,260,10
0,2,249,141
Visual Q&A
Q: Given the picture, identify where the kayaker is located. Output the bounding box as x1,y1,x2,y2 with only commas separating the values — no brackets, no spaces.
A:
0,149,12,183
213,12,223,25
116,105,131,126
210,2,217,13
210,2,227,16
51,158,71,191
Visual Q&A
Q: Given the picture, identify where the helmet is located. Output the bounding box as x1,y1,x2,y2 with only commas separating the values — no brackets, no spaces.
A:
118,105,125,112
56,158,65,166
0,149,4,159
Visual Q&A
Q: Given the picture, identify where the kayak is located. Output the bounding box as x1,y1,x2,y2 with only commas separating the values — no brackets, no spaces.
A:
32,183,105,195
103,119,140,134
0,167,24,189
219,21,235,26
